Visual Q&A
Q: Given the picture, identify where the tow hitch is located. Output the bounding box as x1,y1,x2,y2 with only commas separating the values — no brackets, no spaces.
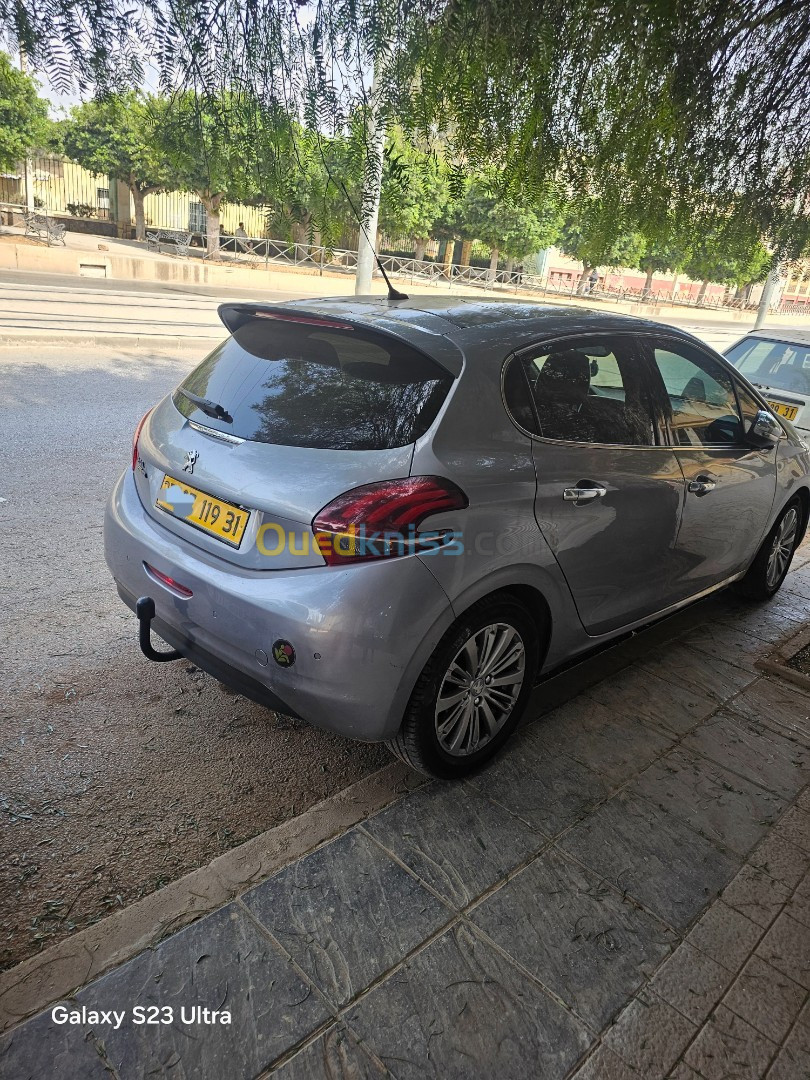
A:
135,596,183,662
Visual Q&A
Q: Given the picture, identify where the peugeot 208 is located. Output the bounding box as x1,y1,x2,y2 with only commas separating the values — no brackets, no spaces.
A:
104,298,810,778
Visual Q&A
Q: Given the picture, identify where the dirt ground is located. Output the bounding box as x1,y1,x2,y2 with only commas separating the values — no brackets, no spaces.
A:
1,660,388,972
787,642,810,676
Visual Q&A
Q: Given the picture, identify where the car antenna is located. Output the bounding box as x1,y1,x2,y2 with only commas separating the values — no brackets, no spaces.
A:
338,179,409,301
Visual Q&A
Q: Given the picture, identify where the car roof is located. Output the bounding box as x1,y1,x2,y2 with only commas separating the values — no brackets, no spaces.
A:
736,327,810,347
218,295,701,377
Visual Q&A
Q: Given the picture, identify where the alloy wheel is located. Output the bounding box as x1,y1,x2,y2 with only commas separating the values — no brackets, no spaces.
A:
434,622,525,756
766,508,799,589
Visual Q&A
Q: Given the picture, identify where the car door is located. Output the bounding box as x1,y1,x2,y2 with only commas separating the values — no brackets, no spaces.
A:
506,332,685,636
646,335,778,597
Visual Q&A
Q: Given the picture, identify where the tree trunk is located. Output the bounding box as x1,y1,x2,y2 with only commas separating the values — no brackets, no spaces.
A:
488,247,499,280
696,278,710,305
131,187,146,242
642,267,655,298
414,238,427,262
200,193,222,257
505,256,515,276
441,239,455,279
577,265,592,294
459,239,473,268
670,274,680,298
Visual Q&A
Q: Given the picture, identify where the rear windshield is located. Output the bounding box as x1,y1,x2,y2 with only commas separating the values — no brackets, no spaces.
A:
173,319,453,450
726,337,810,396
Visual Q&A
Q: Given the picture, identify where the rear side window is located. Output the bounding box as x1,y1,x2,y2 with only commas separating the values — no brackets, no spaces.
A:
508,336,658,446
174,319,453,451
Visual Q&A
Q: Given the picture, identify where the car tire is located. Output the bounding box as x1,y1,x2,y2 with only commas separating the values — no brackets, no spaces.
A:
387,594,541,779
734,498,803,601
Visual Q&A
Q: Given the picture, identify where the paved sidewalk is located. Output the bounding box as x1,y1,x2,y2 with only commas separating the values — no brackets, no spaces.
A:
2,546,809,1079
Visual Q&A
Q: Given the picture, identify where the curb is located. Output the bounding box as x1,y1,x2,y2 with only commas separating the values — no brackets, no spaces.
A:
0,760,424,1033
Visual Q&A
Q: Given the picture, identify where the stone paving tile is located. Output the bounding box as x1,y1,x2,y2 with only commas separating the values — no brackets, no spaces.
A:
560,790,740,930
680,623,772,674
466,735,609,837
722,864,791,929
269,1025,389,1079
765,999,810,1080
667,1064,706,1080
750,831,810,892
629,747,785,857
571,1042,642,1080
83,903,329,1080
469,848,675,1030
0,1010,111,1080
756,913,810,990
683,1003,777,1080
639,643,757,703
728,680,810,747
360,779,543,909
685,900,764,972
602,991,697,1078
797,787,810,813
345,923,591,1080
722,954,805,1044
772,806,810,852
243,829,451,1008
584,666,717,737
647,942,729,1026
682,712,810,801
785,871,810,930
524,696,675,787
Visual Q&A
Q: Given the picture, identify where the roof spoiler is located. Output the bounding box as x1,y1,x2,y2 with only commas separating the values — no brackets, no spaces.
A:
218,303,355,335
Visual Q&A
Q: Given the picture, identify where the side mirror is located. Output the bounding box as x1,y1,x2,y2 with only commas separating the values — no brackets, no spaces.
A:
747,409,782,448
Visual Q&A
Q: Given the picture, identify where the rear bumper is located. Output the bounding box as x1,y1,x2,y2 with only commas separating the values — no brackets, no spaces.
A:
104,470,456,741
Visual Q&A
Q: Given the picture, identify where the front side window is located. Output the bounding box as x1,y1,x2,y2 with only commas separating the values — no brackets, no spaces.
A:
726,337,810,396
511,336,657,445
651,340,744,446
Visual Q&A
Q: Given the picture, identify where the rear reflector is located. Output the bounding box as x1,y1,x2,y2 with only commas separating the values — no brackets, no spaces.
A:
144,563,193,598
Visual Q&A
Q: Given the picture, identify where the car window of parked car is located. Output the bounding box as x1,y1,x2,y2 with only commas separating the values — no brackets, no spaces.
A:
726,337,810,396
650,340,745,447
512,336,657,446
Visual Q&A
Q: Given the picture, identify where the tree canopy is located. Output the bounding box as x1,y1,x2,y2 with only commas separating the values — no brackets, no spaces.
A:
0,51,49,170
2,1,809,257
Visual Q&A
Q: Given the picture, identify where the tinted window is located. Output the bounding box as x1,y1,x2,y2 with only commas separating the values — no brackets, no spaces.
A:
652,340,743,446
516,337,657,445
502,356,538,433
174,320,453,451
726,337,810,396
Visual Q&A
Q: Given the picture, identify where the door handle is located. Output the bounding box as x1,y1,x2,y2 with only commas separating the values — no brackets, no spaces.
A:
563,484,607,502
688,475,717,496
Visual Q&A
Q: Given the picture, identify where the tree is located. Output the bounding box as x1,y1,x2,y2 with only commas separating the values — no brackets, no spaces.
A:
559,201,646,293
637,242,687,298
0,51,49,171
446,176,562,277
379,128,450,260
61,93,169,241
684,229,770,305
151,93,266,257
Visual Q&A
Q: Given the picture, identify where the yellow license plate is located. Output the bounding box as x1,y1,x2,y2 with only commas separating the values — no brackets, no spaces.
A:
156,476,250,547
767,400,799,421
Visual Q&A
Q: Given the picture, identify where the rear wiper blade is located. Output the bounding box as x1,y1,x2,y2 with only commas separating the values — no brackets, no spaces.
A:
177,387,233,424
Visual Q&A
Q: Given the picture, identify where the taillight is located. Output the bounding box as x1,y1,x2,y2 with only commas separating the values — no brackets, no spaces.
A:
313,476,468,565
132,409,152,470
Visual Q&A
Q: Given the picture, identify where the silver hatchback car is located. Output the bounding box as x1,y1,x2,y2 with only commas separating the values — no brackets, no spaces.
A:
104,297,810,777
